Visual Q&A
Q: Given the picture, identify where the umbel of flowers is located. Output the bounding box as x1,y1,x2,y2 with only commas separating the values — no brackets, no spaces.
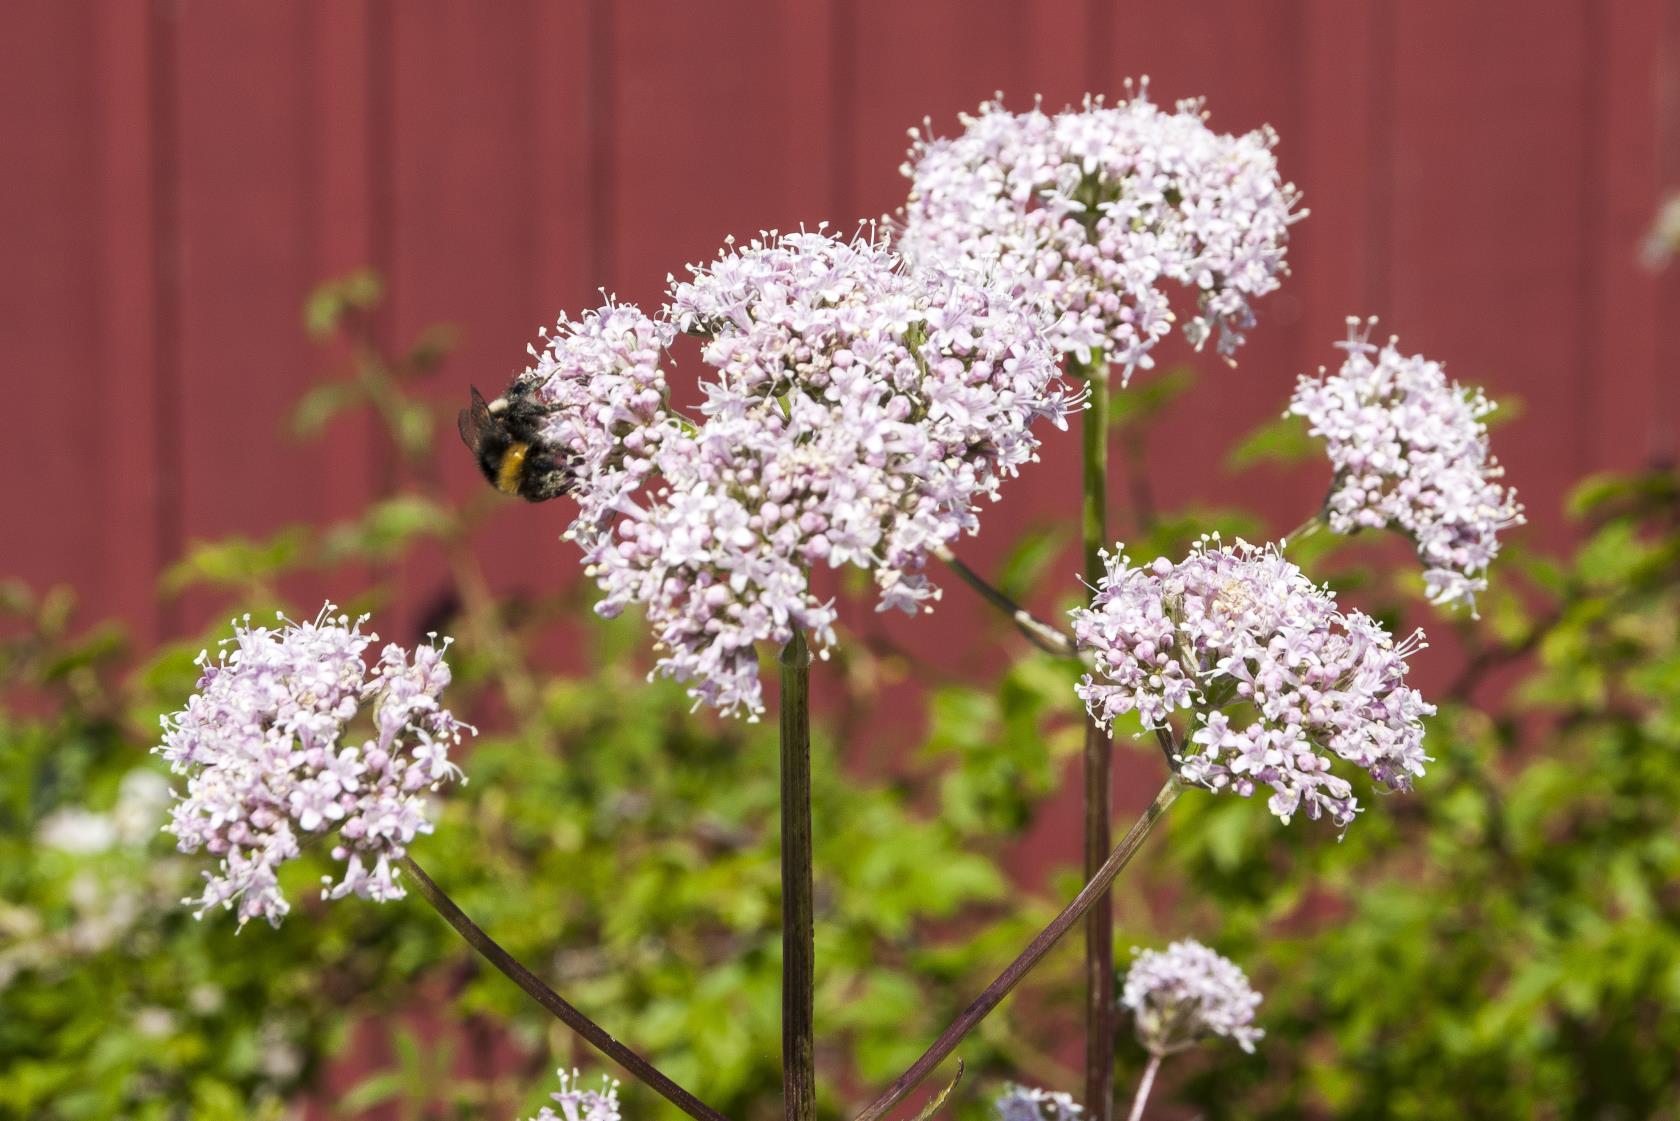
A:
1071,537,1434,829
994,1084,1084,1121
524,229,1073,717
1289,318,1526,611
155,606,469,927
1122,939,1263,1057
897,84,1302,376
524,1069,622,1121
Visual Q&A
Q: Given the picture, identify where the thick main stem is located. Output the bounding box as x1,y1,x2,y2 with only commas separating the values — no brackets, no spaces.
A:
1125,1055,1163,1121
851,780,1180,1121
1075,351,1115,1121
396,855,730,1121
781,630,817,1121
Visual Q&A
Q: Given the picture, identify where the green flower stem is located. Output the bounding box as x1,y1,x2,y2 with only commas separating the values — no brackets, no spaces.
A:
1125,1054,1163,1121
1073,349,1116,1121
1283,513,1326,544
852,780,1182,1121
780,630,817,1121
934,545,1082,659
396,854,731,1121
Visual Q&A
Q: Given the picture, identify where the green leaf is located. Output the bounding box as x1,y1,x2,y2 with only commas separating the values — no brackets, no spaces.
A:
1227,412,1316,469
1110,366,1194,429
994,526,1071,602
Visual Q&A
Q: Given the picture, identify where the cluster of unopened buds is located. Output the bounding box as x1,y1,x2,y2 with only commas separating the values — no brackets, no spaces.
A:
1122,939,1263,1056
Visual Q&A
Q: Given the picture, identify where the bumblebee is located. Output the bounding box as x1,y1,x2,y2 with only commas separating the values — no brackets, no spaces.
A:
457,381,572,502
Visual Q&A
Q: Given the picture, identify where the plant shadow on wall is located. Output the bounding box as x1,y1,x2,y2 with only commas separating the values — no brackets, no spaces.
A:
6,90,1680,1121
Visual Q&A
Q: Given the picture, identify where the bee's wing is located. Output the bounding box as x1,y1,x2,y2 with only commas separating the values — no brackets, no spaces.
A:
458,386,491,450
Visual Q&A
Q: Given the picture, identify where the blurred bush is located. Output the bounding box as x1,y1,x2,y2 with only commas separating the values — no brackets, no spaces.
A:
3,276,1676,1120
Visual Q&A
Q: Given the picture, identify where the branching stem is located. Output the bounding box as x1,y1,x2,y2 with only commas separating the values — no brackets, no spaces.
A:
850,780,1181,1121
934,546,1081,659
396,855,732,1121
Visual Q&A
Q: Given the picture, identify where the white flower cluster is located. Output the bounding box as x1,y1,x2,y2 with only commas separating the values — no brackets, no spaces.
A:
524,1069,622,1121
1122,939,1263,1055
524,229,1071,717
1289,318,1525,610
156,605,469,927
898,85,1300,376
994,1084,1083,1121
1071,538,1433,829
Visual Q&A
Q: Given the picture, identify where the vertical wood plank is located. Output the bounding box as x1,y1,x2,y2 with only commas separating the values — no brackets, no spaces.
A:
387,0,595,640
604,0,839,314
1585,0,1663,473
97,2,168,640
1389,0,1593,542
0,4,111,618
167,2,362,632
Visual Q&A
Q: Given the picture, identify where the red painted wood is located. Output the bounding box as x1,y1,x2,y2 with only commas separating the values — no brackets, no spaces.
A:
1592,1,1665,472
1389,1,1596,544
93,3,170,643
1,4,106,618
0,1,1671,651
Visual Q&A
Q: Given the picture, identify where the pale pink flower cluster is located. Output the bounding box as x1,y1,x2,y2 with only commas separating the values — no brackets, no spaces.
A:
994,1084,1083,1121
898,85,1300,377
524,303,677,526
1122,939,1263,1055
1071,538,1433,829
526,230,1070,717
1289,318,1525,611
156,605,468,927
524,1069,621,1121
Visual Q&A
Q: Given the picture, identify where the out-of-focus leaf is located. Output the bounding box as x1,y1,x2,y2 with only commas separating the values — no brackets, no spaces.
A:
161,530,311,595
1110,366,1194,429
994,526,1071,603
1226,412,1316,469
319,496,451,565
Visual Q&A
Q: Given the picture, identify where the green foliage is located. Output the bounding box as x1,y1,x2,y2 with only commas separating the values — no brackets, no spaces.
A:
1144,470,1680,1120
0,277,1052,1121
8,269,1679,1121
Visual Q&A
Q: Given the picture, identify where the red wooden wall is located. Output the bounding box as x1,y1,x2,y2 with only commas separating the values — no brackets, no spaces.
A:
4,0,1678,651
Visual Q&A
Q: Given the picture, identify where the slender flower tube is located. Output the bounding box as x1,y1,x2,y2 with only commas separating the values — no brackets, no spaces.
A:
155,605,469,928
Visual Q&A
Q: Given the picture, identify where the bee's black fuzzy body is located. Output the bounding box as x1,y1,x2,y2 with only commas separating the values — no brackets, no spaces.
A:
457,382,572,502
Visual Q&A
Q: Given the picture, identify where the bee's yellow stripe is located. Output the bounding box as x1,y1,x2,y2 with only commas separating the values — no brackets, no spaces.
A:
496,442,529,495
